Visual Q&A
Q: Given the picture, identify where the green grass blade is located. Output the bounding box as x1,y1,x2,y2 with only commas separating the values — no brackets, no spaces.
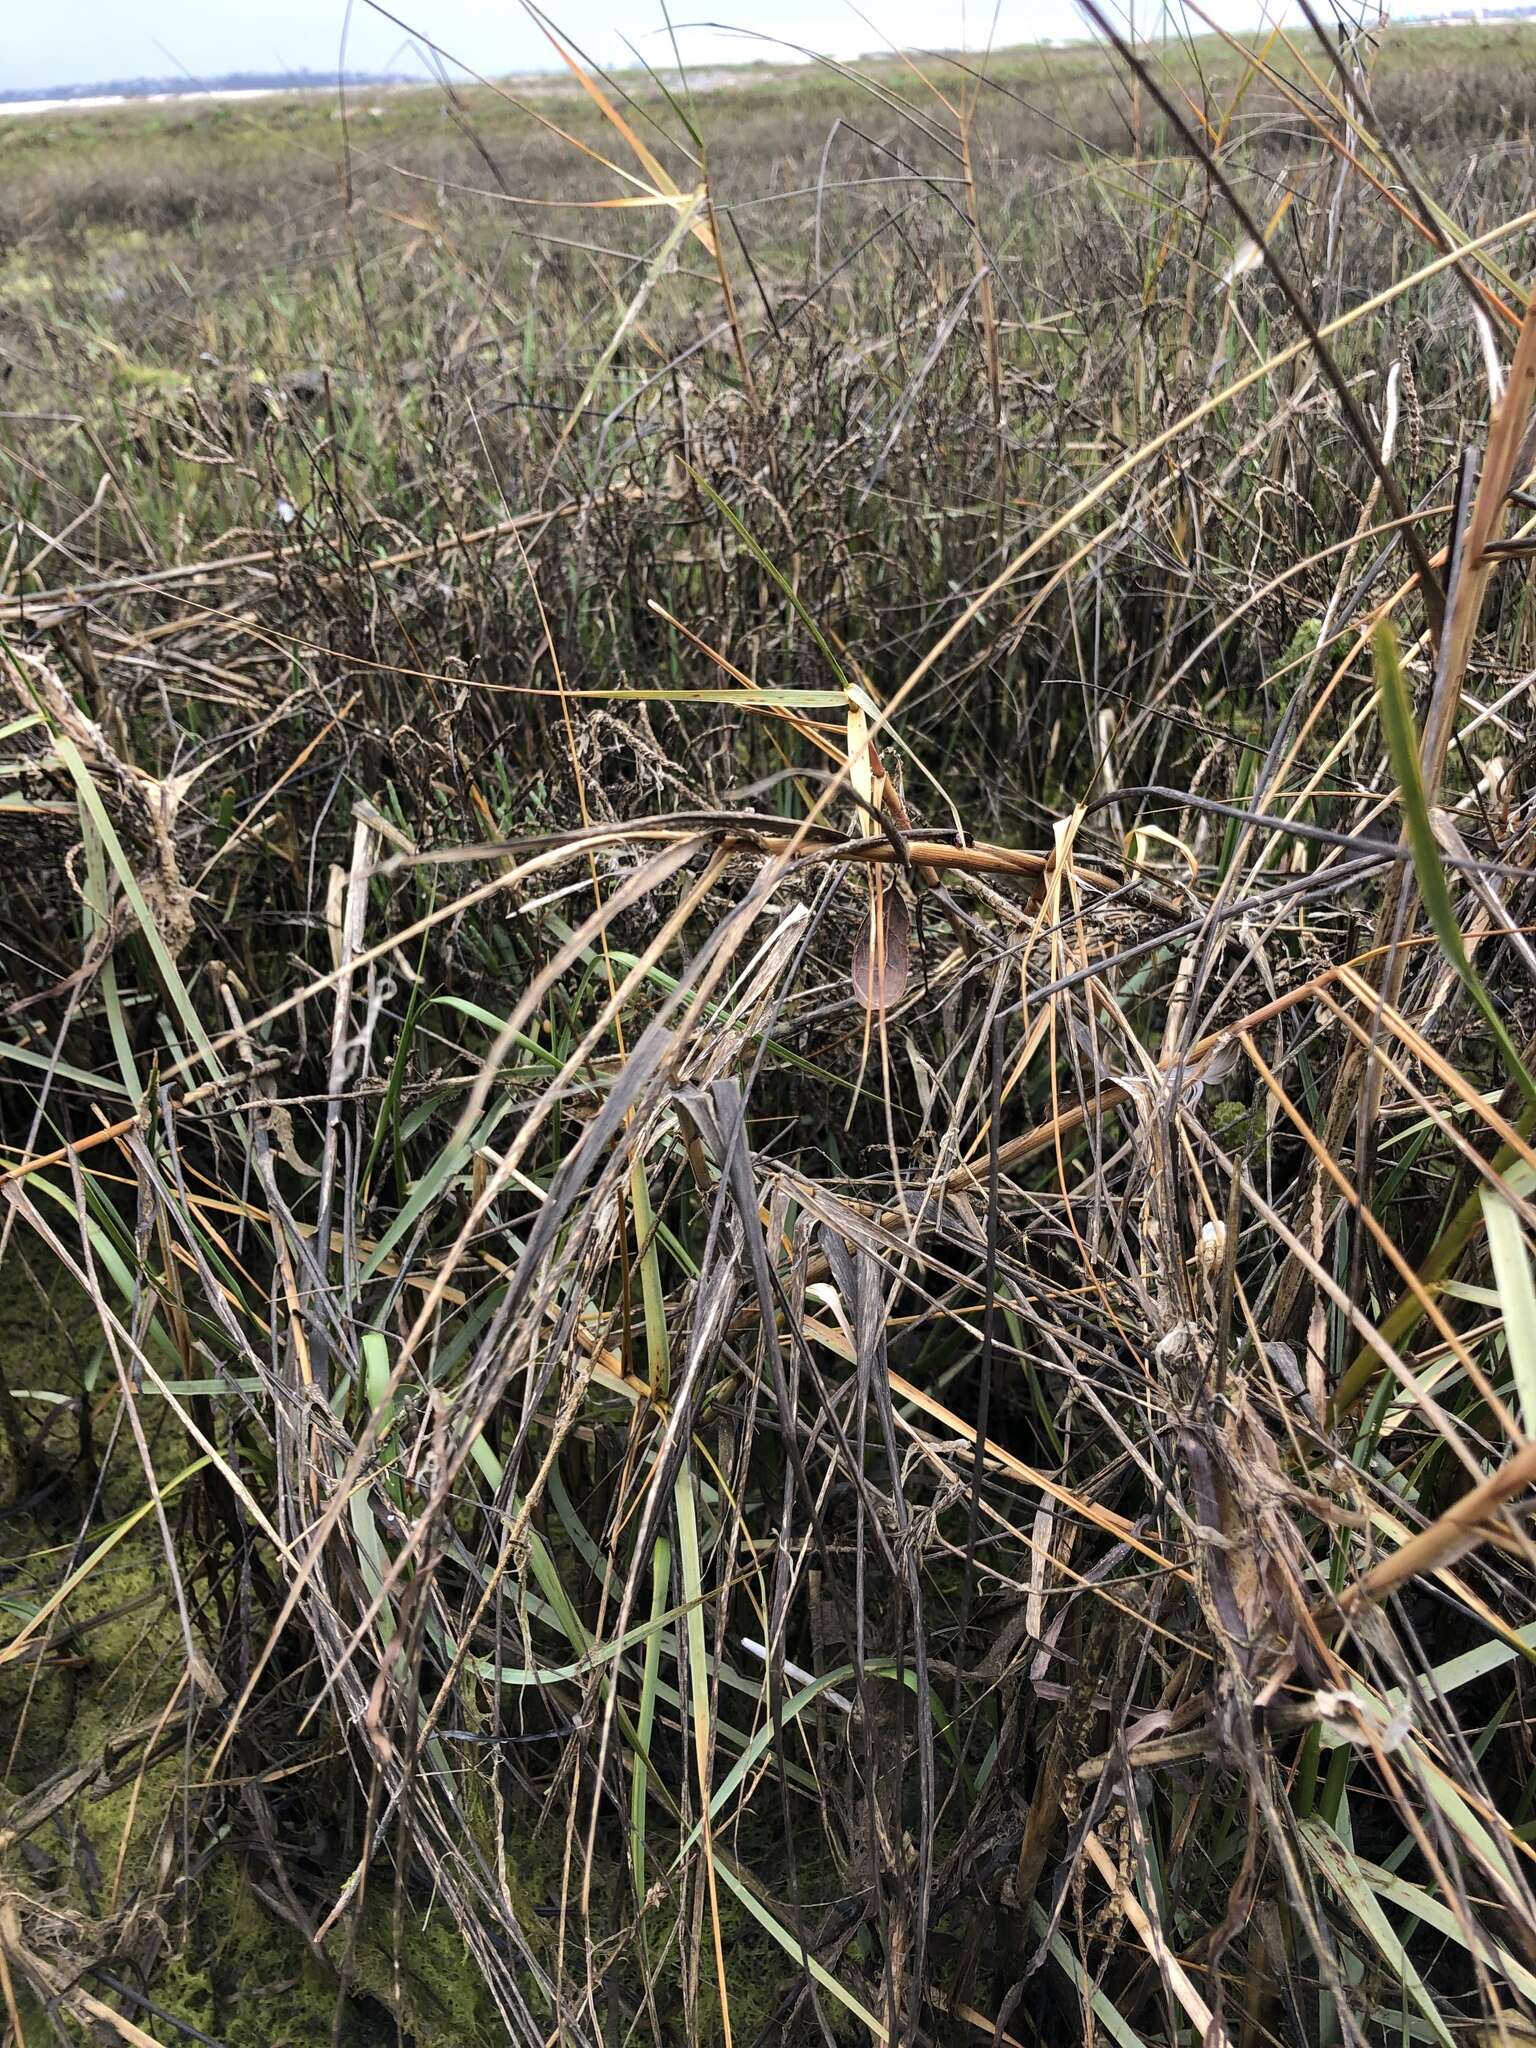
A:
1374,620,1536,1107
1483,1188,1536,1435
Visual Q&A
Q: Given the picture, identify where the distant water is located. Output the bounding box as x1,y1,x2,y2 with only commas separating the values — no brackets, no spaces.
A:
0,83,403,119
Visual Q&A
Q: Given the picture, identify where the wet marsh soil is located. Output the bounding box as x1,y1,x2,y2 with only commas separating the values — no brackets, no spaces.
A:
0,1261,508,2046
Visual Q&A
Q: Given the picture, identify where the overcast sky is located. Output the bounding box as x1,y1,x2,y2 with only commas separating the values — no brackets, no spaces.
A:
4,1,1354,95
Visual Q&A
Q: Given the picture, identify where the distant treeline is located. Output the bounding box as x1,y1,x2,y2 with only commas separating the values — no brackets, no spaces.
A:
1,69,415,105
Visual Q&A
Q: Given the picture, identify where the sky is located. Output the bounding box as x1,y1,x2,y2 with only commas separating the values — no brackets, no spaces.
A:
4,0,1359,96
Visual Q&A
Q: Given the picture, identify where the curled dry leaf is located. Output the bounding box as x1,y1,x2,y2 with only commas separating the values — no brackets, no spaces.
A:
852,882,911,1011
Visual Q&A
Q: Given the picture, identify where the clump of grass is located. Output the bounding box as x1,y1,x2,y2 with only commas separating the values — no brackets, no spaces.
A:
5,9,1536,2046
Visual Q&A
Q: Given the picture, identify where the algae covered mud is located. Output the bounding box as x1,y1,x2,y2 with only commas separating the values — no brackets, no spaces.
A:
0,1264,514,2045
0,1242,799,2043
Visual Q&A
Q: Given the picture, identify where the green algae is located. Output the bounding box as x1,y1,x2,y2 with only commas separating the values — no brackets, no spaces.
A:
1,1259,814,2044
160,1861,504,2048
0,1262,507,2047
1210,1094,1270,1156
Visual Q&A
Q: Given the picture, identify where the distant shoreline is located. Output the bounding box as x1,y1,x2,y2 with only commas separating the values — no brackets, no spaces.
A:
1,83,407,119
0,60,839,122
10,11,1536,124
0,69,422,118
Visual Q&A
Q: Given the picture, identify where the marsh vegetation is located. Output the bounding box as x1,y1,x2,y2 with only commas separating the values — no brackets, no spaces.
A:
5,12,1536,2044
